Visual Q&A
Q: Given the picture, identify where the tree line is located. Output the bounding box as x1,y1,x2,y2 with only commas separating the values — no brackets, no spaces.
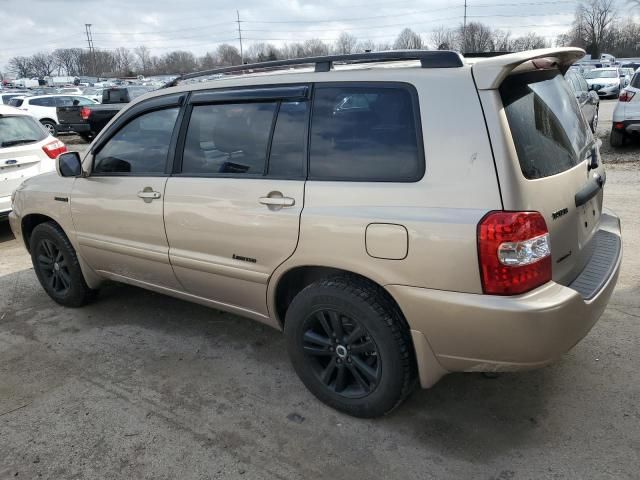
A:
4,0,639,80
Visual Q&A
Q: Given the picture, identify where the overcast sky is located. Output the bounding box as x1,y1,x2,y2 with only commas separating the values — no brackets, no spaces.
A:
1,0,587,70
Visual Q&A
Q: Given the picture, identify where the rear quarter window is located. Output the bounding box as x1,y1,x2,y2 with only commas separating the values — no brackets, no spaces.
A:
500,70,592,180
309,84,424,182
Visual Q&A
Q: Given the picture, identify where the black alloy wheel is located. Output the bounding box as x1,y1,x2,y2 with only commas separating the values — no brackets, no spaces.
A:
36,238,72,295
302,308,381,398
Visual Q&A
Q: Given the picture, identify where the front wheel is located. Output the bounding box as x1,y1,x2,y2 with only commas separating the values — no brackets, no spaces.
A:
284,276,416,418
30,222,96,307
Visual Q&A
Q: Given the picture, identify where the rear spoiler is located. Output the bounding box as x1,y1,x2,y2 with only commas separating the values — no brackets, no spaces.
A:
471,47,585,90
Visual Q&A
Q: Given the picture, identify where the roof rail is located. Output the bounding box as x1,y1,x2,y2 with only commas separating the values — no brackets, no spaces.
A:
163,50,463,88
463,52,513,58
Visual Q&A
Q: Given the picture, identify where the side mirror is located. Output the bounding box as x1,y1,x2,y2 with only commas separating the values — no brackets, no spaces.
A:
56,151,83,178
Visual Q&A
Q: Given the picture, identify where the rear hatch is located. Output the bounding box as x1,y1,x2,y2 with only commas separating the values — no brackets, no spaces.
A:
57,105,84,126
0,114,49,198
498,69,605,285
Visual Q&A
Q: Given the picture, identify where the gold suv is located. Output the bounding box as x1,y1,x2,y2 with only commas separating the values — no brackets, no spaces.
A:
9,49,622,417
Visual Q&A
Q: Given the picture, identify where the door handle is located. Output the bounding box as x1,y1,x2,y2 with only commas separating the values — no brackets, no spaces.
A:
137,188,161,203
259,192,295,210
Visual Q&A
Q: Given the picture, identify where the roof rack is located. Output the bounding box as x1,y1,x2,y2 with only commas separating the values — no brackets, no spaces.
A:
163,50,463,88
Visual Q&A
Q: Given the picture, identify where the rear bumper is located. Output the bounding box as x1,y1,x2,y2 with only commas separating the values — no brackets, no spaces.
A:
613,120,640,135
388,212,622,388
56,123,91,134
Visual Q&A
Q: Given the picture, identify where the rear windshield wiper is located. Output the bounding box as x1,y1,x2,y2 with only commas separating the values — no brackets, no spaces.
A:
1,139,39,147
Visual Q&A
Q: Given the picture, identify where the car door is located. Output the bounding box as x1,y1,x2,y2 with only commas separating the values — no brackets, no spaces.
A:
71,94,185,289
163,86,309,316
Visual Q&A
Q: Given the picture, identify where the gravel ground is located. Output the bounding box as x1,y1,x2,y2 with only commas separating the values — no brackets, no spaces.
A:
0,102,638,480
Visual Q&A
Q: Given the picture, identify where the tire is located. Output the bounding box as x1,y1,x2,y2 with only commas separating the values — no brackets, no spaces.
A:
40,120,57,137
30,222,96,307
610,128,625,148
284,275,416,418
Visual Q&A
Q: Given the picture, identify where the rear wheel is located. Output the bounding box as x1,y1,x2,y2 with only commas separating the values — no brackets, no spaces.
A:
610,128,625,148
30,222,96,307
40,120,57,136
284,276,416,418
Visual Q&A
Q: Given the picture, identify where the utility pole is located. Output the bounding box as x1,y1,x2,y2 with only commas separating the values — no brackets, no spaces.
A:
85,23,96,77
236,10,244,65
463,0,468,54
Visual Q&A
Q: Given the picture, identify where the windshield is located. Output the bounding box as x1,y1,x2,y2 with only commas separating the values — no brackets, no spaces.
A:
0,115,47,147
500,70,592,180
585,70,617,79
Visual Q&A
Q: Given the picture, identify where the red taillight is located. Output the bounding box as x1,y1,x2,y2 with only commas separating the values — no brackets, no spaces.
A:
42,139,67,159
614,122,626,130
80,106,91,120
478,211,552,295
619,90,636,102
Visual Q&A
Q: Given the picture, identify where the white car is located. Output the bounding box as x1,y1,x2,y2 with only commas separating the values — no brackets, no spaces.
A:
0,105,67,218
8,94,97,135
81,87,103,103
611,71,640,147
56,87,84,95
584,67,625,98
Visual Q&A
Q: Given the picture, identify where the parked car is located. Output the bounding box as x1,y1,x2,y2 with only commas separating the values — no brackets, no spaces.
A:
56,86,153,140
56,87,84,95
9,48,622,418
8,94,97,136
0,105,67,219
584,67,625,98
566,69,600,132
1,93,27,105
81,87,104,103
610,71,640,147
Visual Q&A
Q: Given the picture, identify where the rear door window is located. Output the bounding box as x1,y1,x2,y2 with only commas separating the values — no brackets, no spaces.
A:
500,70,592,180
30,97,55,107
8,98,24,107
181,102,278,175
309,84,423,182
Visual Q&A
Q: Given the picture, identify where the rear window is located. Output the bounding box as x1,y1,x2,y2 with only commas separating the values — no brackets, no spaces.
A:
309,84,423,182
500,70,592,180
0,115,47,147
8,98,24,107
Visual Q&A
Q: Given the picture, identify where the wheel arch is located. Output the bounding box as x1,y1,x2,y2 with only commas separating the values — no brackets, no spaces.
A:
20,213,103,289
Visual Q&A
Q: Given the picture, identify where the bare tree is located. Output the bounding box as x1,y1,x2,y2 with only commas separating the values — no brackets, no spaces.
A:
459,22,493,52
29,52,57,77
216,44,241,65
431,26,457,50
511,33,548,51
394,28,423,49
576,0,617,58
8,56,33,78
303,39,330,57
200,52,217,69
246,43,280,62
135,46,152,74
356,39,376,52
334,32,358,54
113,47,135,76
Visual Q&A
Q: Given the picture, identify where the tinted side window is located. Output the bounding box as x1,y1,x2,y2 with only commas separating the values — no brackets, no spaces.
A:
93,108,179,175
309,85,422,181
30,97,54,107
55,96,74,107
181,102,277,175
632,73,640,89
73,96,94,106
268,101,308,178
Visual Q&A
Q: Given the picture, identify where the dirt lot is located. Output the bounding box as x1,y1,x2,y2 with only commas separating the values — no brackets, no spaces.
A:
1,101,639,479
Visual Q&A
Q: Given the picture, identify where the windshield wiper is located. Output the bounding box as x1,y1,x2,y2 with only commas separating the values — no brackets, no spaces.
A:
1,139,39,147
